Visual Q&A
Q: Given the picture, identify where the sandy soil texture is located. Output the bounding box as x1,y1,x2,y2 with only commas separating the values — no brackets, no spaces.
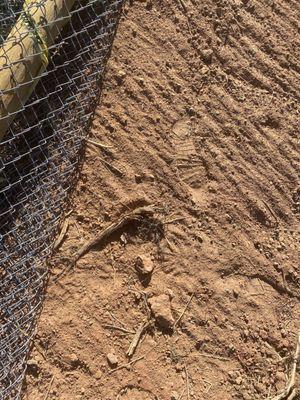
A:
24,0,300,399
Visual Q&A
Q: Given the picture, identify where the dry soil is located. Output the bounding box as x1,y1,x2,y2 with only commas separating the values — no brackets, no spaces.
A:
24,0,300,399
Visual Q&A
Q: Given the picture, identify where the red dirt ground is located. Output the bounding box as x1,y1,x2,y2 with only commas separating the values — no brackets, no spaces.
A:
24,0,300,399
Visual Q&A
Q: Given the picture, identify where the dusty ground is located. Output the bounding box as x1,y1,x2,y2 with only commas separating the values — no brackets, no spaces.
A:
24,0,300,399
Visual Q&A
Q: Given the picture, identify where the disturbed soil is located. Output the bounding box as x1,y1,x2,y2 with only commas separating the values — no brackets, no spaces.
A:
24,0,299,399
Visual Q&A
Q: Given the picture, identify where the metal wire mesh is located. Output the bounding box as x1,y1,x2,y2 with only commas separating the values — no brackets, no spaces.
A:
0,0,124,398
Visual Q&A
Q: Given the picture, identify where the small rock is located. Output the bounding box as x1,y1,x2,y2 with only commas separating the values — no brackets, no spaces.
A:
268,332,280,347
27,359,39,368
135,255,154,275
148,174,155,181
134,292,141,302
135,174,142,183
107,353,118,367
201,49,213,64
273,262,281,271
175,363,183,372
148,294,174,329
235,376,243,385
187,106,195,116
120,233,128,245
94,371,102,380
116,69,126,84
225,213,232,223
63,352,79,368
27,358,38,366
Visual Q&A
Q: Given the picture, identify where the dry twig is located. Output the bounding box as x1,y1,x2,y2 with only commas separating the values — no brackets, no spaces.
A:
108,345,157,375
127,322,149,358
53,219,69,250
56,206,155,279
262,199,279,226
268,332,300,400
87,139,122,175
108,355,145,375
43,376,54,400
173,293,194,330
198,352,230,361
73,206,155,263
185,364,191,400
33,340,46,360
142,292,152,320
177,0,188,13
178,387,186,400
87,138,113,150
99,156,123,176
102,324,135,335
164,216,185,225
108,311,127,329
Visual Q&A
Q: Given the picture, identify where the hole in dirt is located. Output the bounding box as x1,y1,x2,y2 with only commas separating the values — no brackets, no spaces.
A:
250,205,268,226
91,215,165,253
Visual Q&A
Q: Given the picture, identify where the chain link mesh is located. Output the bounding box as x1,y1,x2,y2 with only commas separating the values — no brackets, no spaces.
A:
0,1,124,398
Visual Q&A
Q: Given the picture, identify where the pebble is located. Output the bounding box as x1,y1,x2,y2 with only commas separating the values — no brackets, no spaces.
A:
235,376,243,385
135,255,154,275
120,233,128,245
27,359,38,367
107,353,118,367
116,70,126,84
135,174,142,183
69,353,79,364
148,294,174,329
175,363,183,372
201,49,213,64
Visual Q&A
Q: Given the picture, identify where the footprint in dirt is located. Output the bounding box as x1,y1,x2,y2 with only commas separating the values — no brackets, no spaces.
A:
171,119,197,160
171,118,211,207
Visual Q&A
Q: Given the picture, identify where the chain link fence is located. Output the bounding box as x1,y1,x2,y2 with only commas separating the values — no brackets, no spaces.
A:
0,0,124,398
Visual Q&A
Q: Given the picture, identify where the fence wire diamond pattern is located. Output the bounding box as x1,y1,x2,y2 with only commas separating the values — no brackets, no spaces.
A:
0,1,124,398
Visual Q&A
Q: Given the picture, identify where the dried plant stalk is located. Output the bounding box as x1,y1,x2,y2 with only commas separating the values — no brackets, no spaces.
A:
0,0,76,140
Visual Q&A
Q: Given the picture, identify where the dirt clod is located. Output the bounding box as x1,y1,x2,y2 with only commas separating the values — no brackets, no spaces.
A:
148,294,174,330
107,353,118,368
135,255,154,276
62,352,79,366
